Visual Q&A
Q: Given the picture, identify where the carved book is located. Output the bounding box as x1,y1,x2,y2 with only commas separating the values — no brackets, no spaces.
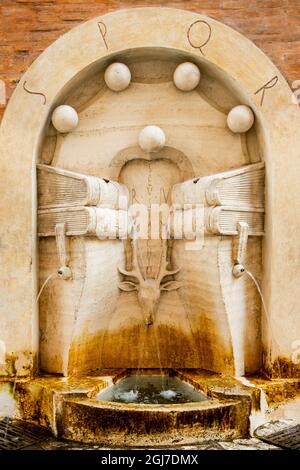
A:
172,162,264,209
37,164,128,209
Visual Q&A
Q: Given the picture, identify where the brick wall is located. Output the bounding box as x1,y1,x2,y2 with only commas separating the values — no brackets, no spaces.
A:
0,0,299,121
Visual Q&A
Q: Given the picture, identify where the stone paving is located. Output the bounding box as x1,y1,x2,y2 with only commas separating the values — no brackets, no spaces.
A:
0,417,286,451
23,436,280,450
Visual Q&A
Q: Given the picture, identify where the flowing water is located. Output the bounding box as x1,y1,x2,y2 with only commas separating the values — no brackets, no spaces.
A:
133,325,147,392
3,269,57,443
236,376,269,435
4,375,18,442
238,270,285,434
96,375,207,404
245,270,268,321
153,327,166,391
245,269,281,372
36,272,58,304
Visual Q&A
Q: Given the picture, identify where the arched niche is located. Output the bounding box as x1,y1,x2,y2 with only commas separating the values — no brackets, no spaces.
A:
0,7,299,378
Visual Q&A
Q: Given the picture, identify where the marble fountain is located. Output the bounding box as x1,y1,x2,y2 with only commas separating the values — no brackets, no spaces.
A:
0,8,300,447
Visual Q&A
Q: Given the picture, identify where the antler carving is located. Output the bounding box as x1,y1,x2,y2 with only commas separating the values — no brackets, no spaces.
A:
118,239,182,325
118,238,144,283
156,240,181,284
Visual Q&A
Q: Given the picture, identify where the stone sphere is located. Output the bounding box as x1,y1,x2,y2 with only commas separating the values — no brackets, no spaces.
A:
173,62,201,91
138,126,166,153
104,62,131,92
232,263,246,278
227,105,255,133
51,105,78,133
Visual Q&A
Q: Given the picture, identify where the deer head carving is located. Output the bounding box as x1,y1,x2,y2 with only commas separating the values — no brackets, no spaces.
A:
118,240,182,325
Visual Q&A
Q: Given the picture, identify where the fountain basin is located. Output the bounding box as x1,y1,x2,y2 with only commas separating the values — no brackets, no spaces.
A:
14,370,255,446
60,396,245,446
9,369,300,447
95,375,207,405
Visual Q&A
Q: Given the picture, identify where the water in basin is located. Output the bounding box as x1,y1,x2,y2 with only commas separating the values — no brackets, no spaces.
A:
96,375,207,404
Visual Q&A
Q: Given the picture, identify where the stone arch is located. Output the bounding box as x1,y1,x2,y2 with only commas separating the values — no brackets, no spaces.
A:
0,7,299,377
111,146,195,182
